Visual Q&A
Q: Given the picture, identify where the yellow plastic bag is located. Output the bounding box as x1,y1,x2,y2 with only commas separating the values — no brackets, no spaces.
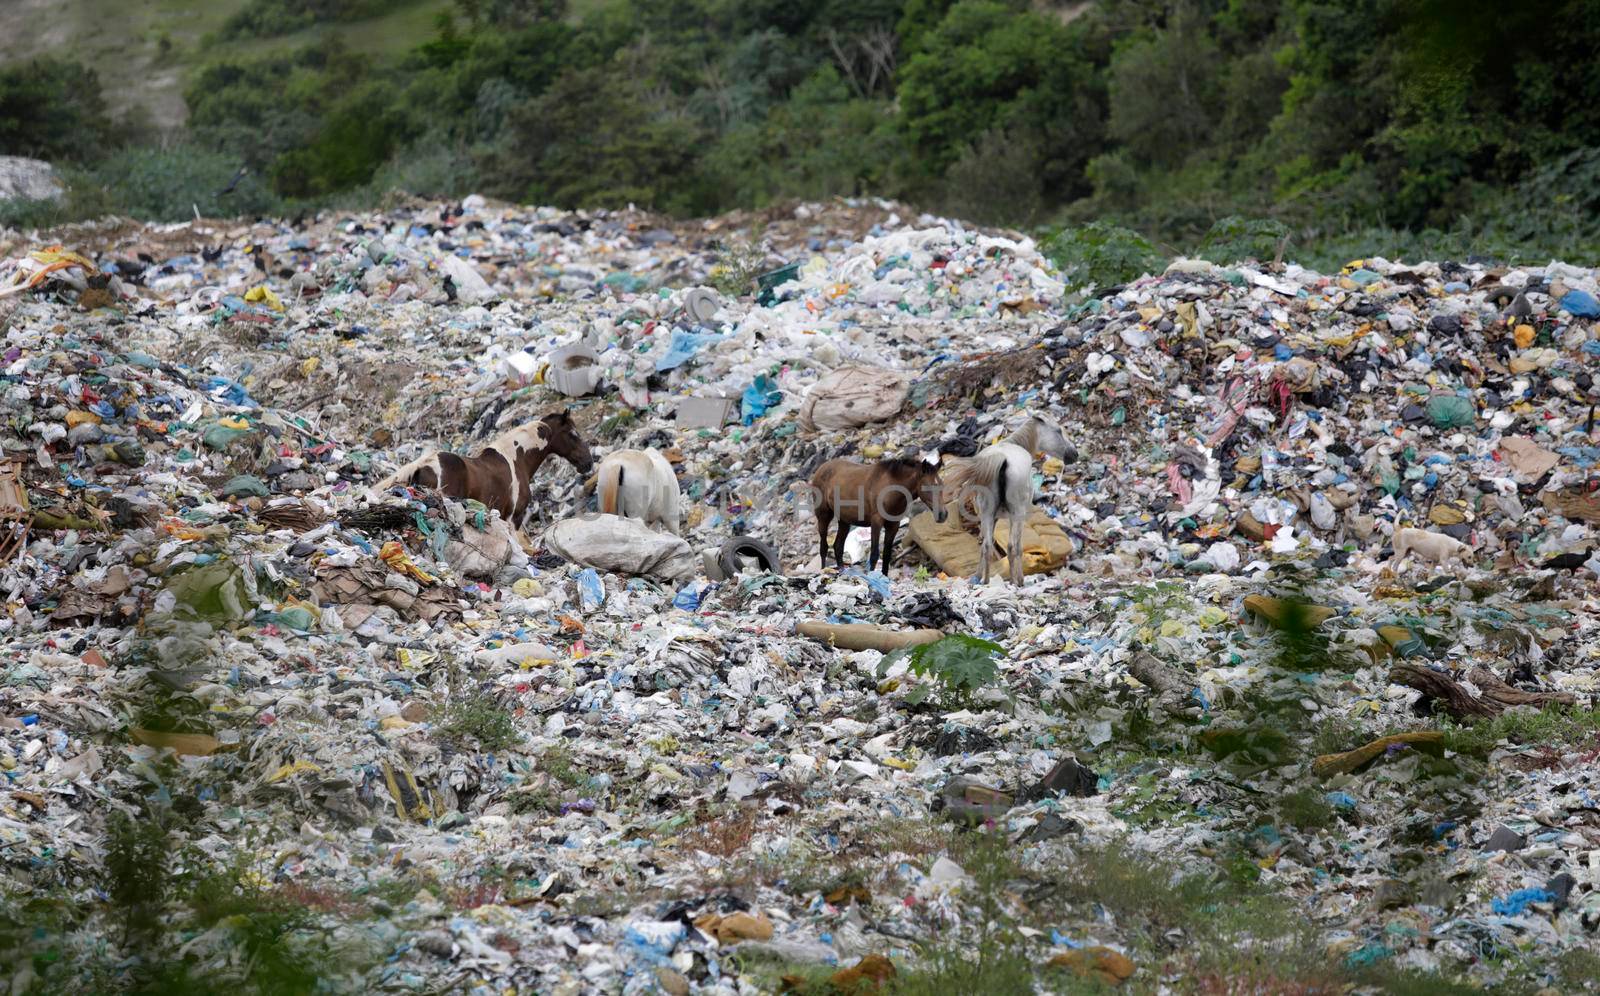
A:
244,285,284,312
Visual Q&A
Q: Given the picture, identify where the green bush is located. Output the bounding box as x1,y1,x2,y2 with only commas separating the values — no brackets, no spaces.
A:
0,58,118,164
489,65,705,213
368,136,483,200
883,633,1005,708
1043,222,1165,290
939,126,1046,226
98,146,284,221
434,684,521,750
1196,215,1292,265
217,0,395,41
698,65,910,209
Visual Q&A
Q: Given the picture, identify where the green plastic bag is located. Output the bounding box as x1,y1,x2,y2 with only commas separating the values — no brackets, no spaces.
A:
165,563,254,621
1426,395,1475,428
202,421,256,451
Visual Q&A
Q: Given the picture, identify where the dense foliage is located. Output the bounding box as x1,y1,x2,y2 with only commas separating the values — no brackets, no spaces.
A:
5,0,1600,266
217,0,397,41
0,58,120,164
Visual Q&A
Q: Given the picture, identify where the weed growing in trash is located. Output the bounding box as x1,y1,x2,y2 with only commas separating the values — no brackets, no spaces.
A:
895,829,1036,996
1440,704,1600,758
507,780,561,816
882,634,1005,709
681,804,761,859
0,804,387,994
432,669,520,751
1307,713,1367,760
1125,581,1193,632
1037,839,1496,995
178,855,333,993
105,810,173,944
538,742,586,787
1040,222,1167,292
707,234,771,299
1273,788,1336,831
761,833,1498,994
0,892,121,994
361,875,424,909
1112,770,1202,830
1198,588,1345,776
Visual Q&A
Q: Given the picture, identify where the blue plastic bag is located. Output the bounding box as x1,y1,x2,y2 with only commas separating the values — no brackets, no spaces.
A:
656,328,728,372
202,376,258,409
577,568,606,612
623,919,685,965
672,582,704,611
1491,887,1553,916
1560,289,1600,318
741,374,781,425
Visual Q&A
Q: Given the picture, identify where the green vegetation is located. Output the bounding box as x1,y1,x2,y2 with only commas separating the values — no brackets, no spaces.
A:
883,633,1005,708
433,680,520,750
0,58,121,164
5,0,1600,268
1042,221,1166,291
538,742,585,787
752,834,1506,995
1441,705,1600,758
1,808,380,994
218,0,408,41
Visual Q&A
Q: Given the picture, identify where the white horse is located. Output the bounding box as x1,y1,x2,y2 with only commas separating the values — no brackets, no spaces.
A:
941,416,1075,585
596,448,681,534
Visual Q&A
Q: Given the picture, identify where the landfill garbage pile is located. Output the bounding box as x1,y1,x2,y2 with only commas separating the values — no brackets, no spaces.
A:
3,196,1600,994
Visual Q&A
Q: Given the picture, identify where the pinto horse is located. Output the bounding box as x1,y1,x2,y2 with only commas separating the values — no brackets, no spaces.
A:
810,453,946,573
375,411,594,524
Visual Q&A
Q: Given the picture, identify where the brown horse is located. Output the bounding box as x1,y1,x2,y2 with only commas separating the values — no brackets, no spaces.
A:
810,453,946,572
375,411,594,524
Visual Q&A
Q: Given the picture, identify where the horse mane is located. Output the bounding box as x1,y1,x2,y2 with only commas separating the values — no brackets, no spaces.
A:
1004,418,1044,451
1004,416,1067,455
877,456,926,472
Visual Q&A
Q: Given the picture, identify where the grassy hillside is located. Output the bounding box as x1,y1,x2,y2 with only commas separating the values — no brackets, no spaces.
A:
4,0,1598,271
0,0,449,130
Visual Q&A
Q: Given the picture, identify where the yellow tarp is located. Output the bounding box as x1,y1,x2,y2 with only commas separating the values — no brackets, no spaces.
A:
909,508,1073,578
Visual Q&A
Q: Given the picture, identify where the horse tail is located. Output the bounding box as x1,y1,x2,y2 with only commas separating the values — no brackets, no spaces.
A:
372,453,434,494
942,451,1006,500
599,462,623,515
940,451,1010,524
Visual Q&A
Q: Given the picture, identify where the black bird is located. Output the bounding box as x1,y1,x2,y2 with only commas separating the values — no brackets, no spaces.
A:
218,165,249,196
1542,548,1597,573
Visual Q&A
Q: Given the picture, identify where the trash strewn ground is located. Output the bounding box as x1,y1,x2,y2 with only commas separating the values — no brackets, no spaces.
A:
2,197,1599,994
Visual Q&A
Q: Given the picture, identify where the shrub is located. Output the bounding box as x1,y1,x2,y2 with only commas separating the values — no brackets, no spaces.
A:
884,633,1005,708
1197,215,1292,265
1043,221,1165,290
434,684,520,750
0,58,118,164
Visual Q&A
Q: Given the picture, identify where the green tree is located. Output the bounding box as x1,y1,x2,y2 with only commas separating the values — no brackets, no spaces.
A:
1106,6,1222,169
0,59,117,163
491,65,706,212
898,0,1102,205
702,65,908,207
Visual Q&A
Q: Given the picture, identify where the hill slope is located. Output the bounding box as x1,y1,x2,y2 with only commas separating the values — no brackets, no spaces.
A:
0,0,449,130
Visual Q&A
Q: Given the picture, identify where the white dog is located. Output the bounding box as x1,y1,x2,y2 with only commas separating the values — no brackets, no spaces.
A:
1391,527,1472,567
